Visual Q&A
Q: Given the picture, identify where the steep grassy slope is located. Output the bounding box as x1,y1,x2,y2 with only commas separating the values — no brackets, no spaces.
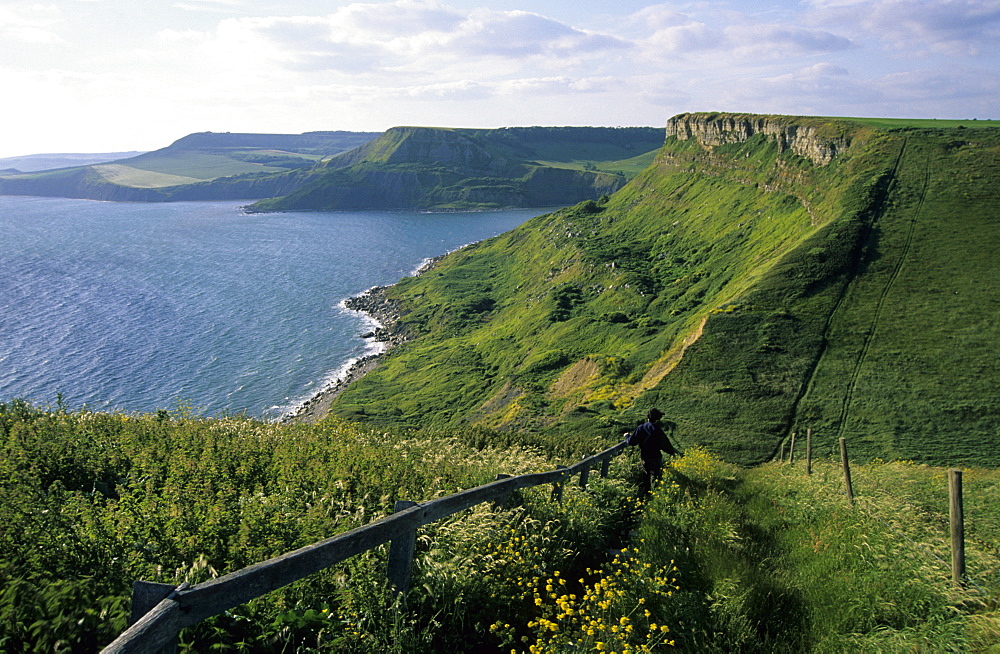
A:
0,131,378,201
326,113,1000,467
791,129,1000,464
247,126,664,212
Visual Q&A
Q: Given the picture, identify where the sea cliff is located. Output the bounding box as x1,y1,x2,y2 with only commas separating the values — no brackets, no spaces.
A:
665,112,854,165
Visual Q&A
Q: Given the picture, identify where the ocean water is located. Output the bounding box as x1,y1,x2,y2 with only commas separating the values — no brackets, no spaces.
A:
0,196,543,419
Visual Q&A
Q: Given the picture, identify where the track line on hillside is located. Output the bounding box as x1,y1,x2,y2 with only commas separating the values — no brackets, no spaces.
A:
781,138,910,452
834,152,931,440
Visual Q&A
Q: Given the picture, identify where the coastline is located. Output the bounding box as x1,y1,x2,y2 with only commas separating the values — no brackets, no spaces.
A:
280,285,405,424
281,254,445,424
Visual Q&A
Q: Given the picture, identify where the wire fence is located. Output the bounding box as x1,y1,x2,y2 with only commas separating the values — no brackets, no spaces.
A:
779,431,1000,596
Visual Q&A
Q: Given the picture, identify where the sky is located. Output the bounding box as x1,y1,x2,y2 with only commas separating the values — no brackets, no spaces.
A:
1,0,998,157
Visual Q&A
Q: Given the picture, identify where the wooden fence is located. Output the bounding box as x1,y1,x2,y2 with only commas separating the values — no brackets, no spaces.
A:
101,441,630,653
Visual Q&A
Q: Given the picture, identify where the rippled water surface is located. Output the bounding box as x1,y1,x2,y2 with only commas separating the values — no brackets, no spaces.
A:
0,197,541,418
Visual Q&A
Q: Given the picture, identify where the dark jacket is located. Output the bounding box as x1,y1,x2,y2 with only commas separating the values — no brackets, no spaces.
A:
627,420,679,462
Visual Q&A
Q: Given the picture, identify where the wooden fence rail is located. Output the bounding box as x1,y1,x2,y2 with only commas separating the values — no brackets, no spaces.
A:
101,440,630,653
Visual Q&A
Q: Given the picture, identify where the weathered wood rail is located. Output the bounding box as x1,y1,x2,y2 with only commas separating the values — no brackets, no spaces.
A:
101,440,630,653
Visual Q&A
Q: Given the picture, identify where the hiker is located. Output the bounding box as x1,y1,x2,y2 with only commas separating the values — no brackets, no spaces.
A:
625,408,680,495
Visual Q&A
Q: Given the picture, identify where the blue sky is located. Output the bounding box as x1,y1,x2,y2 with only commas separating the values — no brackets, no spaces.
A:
1,0,998,156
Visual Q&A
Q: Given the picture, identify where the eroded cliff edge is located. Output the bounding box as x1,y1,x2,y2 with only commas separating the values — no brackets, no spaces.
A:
666,112,855,165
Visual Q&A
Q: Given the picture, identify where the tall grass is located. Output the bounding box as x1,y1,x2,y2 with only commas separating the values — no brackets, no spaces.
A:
7,400,1000,651
627,448,1000,652
0,401,642,651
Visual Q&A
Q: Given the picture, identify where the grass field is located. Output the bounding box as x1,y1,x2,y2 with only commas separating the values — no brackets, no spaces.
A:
121,151,295,180
629,451,1000,651
91,164,202,188
845,117,1000,129
534,149,660,177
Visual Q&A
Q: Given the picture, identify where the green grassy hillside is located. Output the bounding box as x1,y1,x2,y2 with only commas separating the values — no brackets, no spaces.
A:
846,117,1000,130
0,131,379,201
326,113,1000,467
247,126,664,212
791,128,1000,464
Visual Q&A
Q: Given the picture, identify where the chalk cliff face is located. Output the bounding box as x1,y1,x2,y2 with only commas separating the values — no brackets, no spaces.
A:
665,113,853,165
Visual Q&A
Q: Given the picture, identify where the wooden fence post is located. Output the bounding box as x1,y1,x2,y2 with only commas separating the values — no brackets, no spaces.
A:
839,437,854,505
600,455,612,478
551,465,567,503
806,428,813,476
130,582,179,654
579,457,591,489
779,441,785,464
387,500,419,595
949,469,966,586
788,432,796,465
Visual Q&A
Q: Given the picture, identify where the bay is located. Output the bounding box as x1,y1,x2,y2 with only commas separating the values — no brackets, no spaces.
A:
0,196,543,419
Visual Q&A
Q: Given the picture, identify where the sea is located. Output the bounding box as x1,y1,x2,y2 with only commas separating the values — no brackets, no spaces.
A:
0,196,544,420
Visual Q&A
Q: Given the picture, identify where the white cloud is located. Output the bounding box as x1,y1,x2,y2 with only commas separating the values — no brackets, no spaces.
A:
725,23,854,57
156,28,209,43
403,79,492,101
879,67,1000,104
635,6,853,63
645,19,719,54
194,1,628,78
314,74,625,104
219,15,393,73
173,0,244,11
4,24,63,44
807,0,1000,56
495,75,624,95
0,2,64,45
331,0,464,37
445,9,628,58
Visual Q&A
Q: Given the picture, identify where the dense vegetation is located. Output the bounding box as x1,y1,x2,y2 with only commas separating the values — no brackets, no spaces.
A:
326,115,1000,467
0,400,638,651
4,400,1000,652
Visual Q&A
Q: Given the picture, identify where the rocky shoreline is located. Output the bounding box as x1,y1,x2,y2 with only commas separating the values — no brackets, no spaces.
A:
280,272,421,424
280,251,453,424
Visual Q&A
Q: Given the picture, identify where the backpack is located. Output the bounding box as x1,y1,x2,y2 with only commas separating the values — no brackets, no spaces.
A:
627,422,650,446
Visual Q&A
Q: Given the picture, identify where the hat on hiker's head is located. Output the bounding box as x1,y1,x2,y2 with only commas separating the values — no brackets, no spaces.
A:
647,408,663,422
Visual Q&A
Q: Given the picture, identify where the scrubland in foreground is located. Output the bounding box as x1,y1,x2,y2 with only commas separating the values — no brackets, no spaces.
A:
3,401,1000,652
